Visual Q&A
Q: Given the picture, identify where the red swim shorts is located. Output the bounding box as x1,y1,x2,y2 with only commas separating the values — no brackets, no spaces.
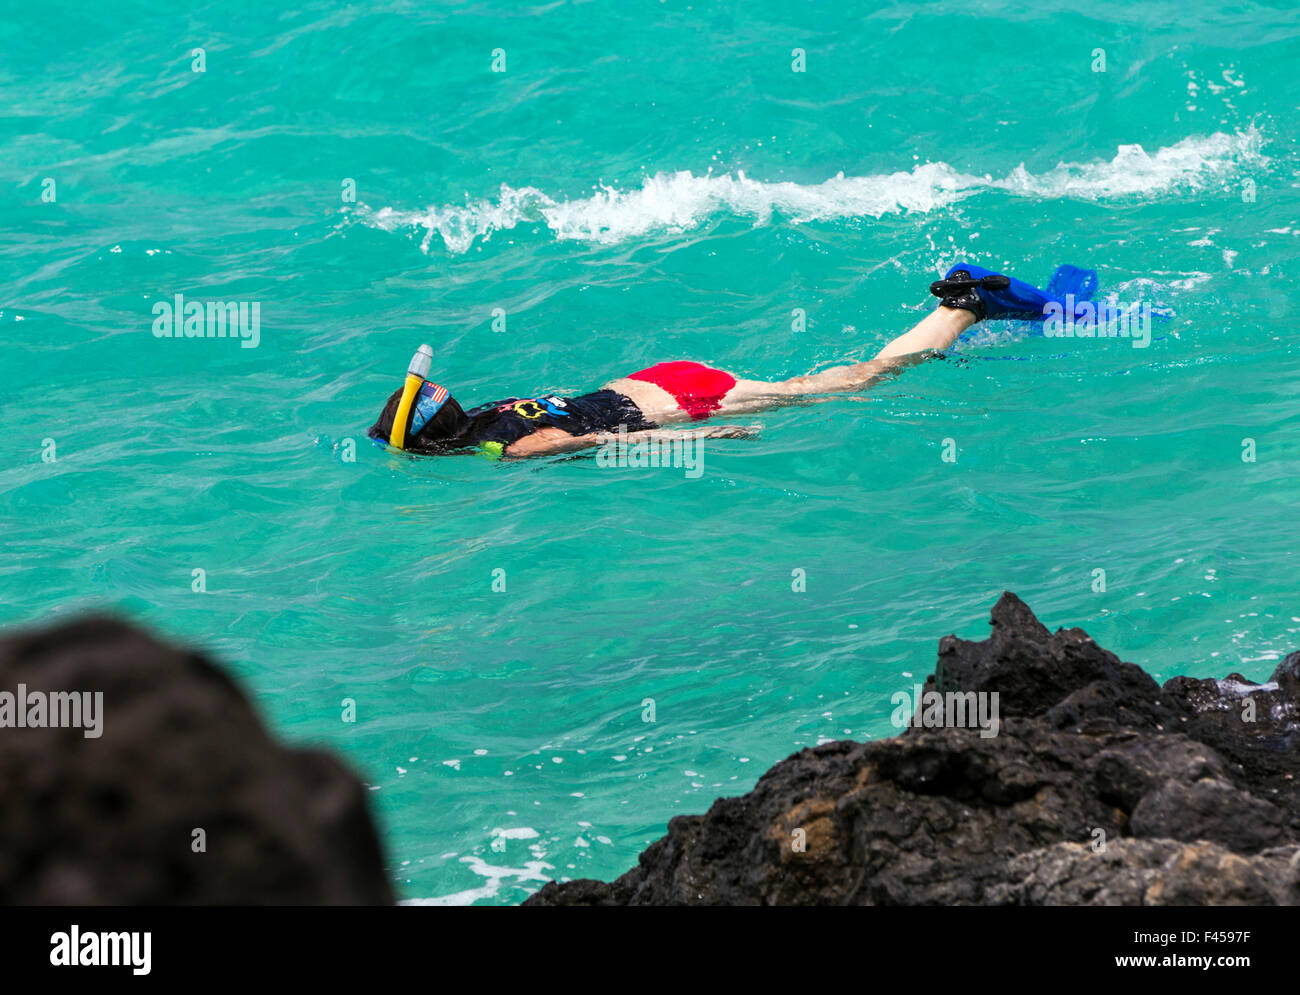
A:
626,361,737,421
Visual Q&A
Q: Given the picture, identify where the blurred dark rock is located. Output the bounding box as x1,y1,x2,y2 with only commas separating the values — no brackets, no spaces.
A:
0,615,392,905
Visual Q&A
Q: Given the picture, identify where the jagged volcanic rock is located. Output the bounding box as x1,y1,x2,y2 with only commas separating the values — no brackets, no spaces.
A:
524,592,1300,906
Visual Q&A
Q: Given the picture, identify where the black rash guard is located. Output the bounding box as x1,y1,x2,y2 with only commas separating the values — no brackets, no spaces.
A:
458,389,656,456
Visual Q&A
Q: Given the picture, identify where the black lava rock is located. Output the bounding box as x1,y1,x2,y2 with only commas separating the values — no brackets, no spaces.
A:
525,592,1300,906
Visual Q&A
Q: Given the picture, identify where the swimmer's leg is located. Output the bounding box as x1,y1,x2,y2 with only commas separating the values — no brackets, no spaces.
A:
716,305,975,414
715,260,1105,415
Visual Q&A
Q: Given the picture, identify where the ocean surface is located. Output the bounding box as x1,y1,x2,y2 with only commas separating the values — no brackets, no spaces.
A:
2,1,1298,904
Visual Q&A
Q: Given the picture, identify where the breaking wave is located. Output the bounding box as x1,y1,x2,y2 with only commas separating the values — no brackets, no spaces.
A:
357,128,1266,254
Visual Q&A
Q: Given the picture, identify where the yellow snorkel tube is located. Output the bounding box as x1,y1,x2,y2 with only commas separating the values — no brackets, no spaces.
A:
389,343,434,450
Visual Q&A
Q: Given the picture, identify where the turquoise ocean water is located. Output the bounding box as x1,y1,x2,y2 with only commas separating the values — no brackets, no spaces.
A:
2,1,1298,903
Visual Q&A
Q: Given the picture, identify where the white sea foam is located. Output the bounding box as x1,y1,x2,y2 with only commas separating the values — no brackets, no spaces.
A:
357,129,1265,255
399,854,553,906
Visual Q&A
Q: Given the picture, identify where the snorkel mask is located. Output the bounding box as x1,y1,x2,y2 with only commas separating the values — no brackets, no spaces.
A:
388,343,453,450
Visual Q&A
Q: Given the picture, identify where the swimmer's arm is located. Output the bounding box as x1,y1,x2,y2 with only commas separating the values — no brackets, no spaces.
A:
502,427,599,457
503,424,759,458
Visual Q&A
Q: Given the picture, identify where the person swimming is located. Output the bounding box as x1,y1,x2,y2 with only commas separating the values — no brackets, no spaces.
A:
368,262,1107,459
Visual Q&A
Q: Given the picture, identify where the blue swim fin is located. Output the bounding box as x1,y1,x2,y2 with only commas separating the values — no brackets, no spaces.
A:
1045,264,1098,303
937,261,1122,333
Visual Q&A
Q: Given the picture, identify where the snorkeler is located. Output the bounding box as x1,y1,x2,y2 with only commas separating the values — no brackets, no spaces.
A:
369,262,1107,459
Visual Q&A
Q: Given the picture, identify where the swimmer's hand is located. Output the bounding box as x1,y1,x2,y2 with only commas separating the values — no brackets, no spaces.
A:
702,423,761,440
504,424,760,458
597,424,761,443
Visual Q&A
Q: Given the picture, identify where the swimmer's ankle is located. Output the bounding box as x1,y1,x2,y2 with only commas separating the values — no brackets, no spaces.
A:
937,304,978,329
